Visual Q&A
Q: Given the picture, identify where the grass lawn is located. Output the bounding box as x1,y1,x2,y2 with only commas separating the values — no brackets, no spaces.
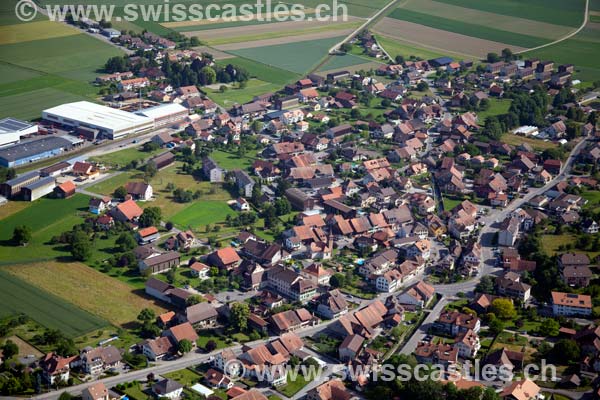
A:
171,200,237,230
206,79,281,107
163,369,203,386
89,147,164,168
120,383,149,400
217,57,300,85
3,261,167,327
375,34,463,61
0,86,90,120
0,200,31,220
500,133,558,151
540,234,600,259
277,372,310,397
210,150,256,171
86,172,135,196
228,36,344,74
196,333,229,350
443,196,463,212
477,98,512,121
0,269,108,337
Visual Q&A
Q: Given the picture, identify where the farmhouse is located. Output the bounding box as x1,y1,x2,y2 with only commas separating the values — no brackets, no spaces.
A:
43,101,153,140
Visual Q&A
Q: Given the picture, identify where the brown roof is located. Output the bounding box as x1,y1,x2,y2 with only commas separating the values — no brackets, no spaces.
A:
56,180,76,193
115,199,143,220
166,322,198,343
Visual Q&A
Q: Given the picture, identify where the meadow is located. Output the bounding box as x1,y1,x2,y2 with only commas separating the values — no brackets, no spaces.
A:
317,53,380,72
205,79,282,107
218,57,300,85
227,36,344,74
170,200,237,229
375,34,459,61
89,146,164,168
0,269,109,337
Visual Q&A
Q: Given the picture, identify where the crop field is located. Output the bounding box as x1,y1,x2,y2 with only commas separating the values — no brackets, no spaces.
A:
170,200,237,229
0,269,108,337
317,53,382,72
0,194,91,263
433,0,585,27
0,87,90,120
4,262,168,327
375,34,452,61
227,36,344,74
388,9,550,48
89,146,164,168
0,20,79,45
523,25,600,82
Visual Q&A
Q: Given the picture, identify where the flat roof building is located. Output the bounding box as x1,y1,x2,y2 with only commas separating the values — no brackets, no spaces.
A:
135,103,188,128
0,118,38,148
0,136,73,168
42,101,153,140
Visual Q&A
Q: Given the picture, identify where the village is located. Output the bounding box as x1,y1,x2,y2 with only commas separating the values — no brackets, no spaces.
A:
1,23,600,400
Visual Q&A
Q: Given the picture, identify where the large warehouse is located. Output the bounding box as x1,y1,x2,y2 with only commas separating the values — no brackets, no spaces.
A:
0,136,73,167
0,118,38,148
42,101,153,140
135,103,189,128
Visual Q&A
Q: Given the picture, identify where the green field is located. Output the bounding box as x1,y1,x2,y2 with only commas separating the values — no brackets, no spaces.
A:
206,79,282,107
227,36,344,74
433,0,586,27
0,269,108,337
171,200,237,229
210,150,256,170
0,87,90,120
89,146,164,168
375,34,458,61
317,53,378,71
476,98,512,121
218,57,301,85
0,194,90,263
388,8,549,48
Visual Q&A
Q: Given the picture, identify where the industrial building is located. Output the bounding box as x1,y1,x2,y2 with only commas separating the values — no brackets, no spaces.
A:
0,171,40,198
42,101,153,140
0,118,38,148
135,103,189,128
0,136,73,167
22,176,56,201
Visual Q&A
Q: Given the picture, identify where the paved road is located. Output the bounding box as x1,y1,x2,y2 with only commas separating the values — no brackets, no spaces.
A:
399,296,448,355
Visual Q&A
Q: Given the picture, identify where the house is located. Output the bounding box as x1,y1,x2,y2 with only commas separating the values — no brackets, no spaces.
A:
54,181,76,198
233,169,255,198
111,199,143,222
79,345,122,375
496,272,531,301
152,379,184,399
414,342,457,367
454,329,480,358
306,379,354,400
182,302,218,328
339,334,364,362
316,289,349,319
498,217,520,247
190,262,210,279
205,368,233,389
139,251,180,274
552,291,592,317
434,311,480,335
396,281,435,309
267,265,317,303
270,308,315,333
142,336,175,361
125,182,153,201
235,197,250,211
562,265,593,288
137,226,160,244
163,322,199,346
39,353,76,384
202,157,225,183
301,263,332,286
82,382,109,400
500,379,540,400
207,247,241,271
375,269,403,293
89,196,111,214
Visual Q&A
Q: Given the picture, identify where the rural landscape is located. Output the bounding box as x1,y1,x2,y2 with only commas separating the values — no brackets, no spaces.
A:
0,0,599,399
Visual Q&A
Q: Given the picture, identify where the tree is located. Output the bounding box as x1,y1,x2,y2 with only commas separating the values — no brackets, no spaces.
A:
71,231,92,261
416,81,429,92
501,48,513,61
199,66,216,85
552,339,580,364
487,52,500,63
538,318,560,337
137,308,156,322
230,302,250,332
186,295,203,306
12,225,32,246
114,186,128,199
204,339,217,352
488,317,505,335
395,55,405,64
491,298,516,320
340,43,352,53
116,233,137,252
475,275,495,294
330,273,346,288
482,387,501,400
143,141,160,152
2,340,19,359
178,339,193,354
144,162,157,180
139,206,161,228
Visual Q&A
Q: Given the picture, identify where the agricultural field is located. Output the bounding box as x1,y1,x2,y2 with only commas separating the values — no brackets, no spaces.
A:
375,34,453,61
0,269,109,337
373,0,587,60
217,57,300,86
0,194,91,263
317,53,382,72
3,262,167,327
205,79,281,107
227,36,344,74
89,146,164,168
500,133,558,152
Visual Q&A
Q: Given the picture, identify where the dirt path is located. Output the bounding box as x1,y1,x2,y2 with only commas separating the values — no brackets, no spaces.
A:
515,0,590,54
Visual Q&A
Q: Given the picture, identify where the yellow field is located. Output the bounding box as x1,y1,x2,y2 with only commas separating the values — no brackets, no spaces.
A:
0,201,31,221
500,133,558,151
6,335,44,358
0,20,79,45
161,8,316,27
4,262,168,327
